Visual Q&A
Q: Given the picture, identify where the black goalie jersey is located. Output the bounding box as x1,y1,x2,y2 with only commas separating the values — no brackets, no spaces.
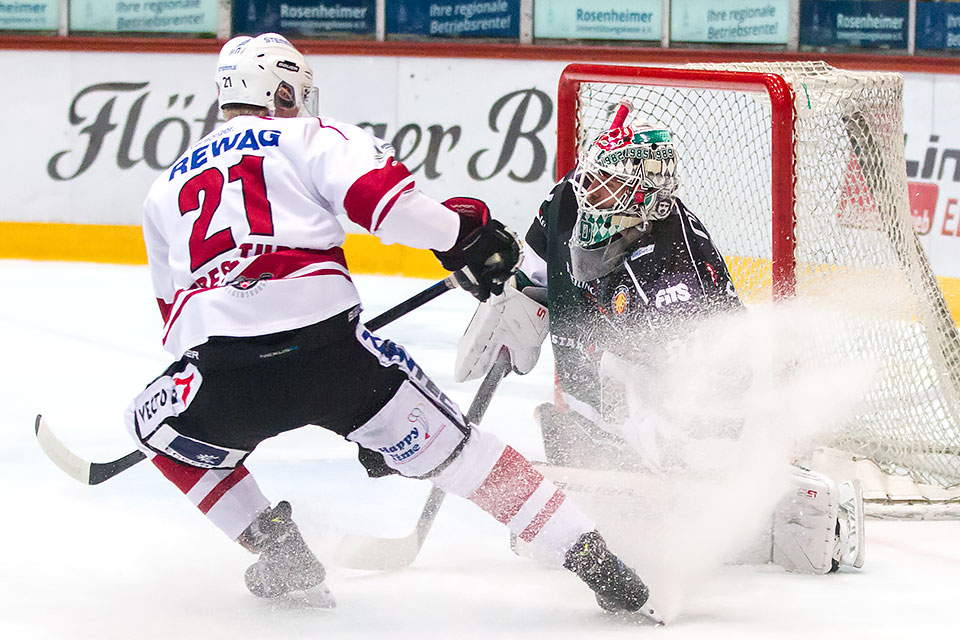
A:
523,173,742,420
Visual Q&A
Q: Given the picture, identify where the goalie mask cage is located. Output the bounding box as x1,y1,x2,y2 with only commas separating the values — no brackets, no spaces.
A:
557,62,960,516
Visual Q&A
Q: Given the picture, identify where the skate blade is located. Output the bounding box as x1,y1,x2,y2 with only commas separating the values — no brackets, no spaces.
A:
615,599,665,626
638,601,665,626
272,583,337,610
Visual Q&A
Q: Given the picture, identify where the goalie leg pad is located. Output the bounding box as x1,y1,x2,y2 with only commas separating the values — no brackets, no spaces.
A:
771,469,865,574
837,479,865,569
346,380,470,479
772,468,840,574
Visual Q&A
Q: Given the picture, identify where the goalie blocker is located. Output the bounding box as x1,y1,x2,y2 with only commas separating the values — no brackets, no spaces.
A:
454,278,549,382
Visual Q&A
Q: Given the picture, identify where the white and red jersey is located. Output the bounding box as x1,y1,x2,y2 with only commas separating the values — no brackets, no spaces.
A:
143,115,460,358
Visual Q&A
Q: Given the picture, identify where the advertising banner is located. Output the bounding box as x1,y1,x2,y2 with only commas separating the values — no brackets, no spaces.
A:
670,0,788,44
799,0,908,49
386,0,519,38
2,50,563,233
533,0,661,41
231,0,376,36
69,0,217,34
916,1,960,51
0,0,57,31
5,49,960,284
903,73,960,281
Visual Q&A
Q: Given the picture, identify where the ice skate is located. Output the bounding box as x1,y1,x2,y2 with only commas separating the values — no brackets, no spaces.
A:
239,501,335,608
563,531,661,623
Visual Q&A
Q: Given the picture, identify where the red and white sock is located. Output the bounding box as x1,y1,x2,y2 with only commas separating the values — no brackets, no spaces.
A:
151,454,270,541
432,429,594,564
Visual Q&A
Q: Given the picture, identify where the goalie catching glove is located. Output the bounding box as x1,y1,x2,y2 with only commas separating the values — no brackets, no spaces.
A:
434,197,521,302
455,277,549,381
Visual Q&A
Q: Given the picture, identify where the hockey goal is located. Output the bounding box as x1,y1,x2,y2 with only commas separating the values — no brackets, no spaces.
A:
557,62,960,515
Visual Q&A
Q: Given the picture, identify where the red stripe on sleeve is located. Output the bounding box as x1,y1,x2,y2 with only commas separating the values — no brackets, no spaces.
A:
372,182,415,232
152,454,206,493
343,159,413,232
468,446,543,524
519,489,566,543
198,466,250,514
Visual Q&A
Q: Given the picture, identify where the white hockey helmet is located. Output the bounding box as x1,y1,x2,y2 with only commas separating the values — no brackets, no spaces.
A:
572,102,679,248
215,33,319,117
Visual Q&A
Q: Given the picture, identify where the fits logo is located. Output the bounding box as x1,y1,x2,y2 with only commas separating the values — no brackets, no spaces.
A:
655,283,690,308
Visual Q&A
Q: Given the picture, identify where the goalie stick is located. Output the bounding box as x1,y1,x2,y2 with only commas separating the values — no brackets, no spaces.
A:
335,347,512,571
34,271,463,485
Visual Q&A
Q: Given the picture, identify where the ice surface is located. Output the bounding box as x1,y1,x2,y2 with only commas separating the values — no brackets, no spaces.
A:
1,261,958,639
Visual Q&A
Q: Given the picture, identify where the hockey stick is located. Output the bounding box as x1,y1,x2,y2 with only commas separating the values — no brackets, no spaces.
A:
35,415,148,485
335,347,512,571
34,271,464,485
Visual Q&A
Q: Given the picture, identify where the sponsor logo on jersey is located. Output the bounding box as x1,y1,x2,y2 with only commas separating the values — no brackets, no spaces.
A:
631,244,655,259
378,404,446,464
654,282,691,308
359,328,462,420
226,273,272,298
167,435,229,467
134,364,203,435
168,128,282,180
172,372,196,405
612,284,630,315
136,386,177,425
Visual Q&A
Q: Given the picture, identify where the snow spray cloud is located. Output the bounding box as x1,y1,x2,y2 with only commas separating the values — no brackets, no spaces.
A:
556,294,878,622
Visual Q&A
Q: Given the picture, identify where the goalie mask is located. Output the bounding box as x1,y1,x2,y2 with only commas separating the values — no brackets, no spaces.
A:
216,33,319,117
571,109,679,249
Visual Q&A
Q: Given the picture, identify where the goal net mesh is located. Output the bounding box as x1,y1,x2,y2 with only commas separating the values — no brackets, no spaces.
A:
569,62,960,504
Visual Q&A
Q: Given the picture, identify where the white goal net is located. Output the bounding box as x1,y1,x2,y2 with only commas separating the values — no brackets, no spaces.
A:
560,62,960,514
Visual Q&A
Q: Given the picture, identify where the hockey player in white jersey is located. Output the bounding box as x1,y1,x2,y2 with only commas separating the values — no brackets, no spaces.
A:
455,102,865,576
124,33,657,617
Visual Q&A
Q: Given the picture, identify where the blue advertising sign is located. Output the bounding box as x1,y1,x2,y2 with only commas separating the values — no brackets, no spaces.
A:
799,0,908,49
386,0,520,38
916,2,960,51
232,1,375,36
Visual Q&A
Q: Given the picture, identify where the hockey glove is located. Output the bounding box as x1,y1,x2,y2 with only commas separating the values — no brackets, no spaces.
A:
433,197,521,302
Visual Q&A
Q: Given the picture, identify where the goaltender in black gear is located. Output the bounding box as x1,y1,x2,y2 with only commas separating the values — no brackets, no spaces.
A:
455,101,865,576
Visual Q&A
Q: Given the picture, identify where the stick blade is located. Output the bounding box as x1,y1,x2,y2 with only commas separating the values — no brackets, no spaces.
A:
334,532,421,571
34,414,92,484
